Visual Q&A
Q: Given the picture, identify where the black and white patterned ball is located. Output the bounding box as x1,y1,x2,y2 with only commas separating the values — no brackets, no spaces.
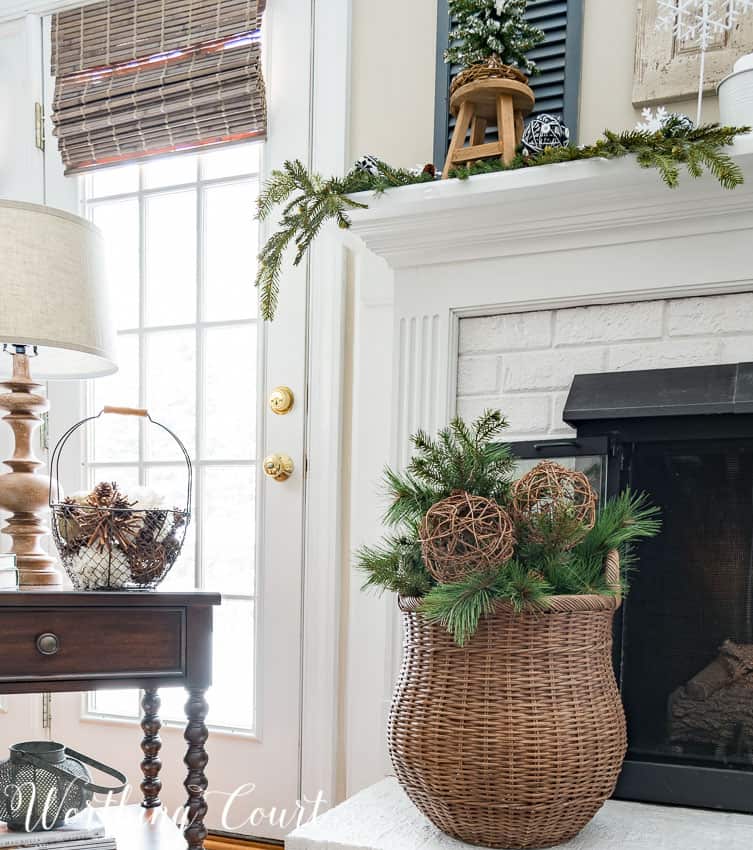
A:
354,154,381,177
521,114,570,155
663,113,694,137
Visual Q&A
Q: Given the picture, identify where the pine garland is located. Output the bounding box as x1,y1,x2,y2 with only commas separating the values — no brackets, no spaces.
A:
444,0,545,74
254,121,749,320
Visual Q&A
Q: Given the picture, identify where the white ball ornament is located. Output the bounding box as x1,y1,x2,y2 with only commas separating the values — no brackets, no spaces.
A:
521,113,570,155
353,154,381,177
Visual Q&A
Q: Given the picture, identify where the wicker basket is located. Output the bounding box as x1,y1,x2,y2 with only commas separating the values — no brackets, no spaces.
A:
388,550,626,849
450,57,529,97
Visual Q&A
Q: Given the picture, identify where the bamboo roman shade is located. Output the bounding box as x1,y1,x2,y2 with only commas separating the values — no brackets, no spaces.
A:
51,0,267,174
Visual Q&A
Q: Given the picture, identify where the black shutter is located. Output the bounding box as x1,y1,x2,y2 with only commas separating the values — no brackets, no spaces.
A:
433,0,584,168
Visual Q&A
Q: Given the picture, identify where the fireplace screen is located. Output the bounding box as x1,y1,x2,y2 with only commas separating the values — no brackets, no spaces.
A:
622,439,753,773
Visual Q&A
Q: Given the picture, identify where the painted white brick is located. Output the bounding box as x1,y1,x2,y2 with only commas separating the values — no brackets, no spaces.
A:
458,311,551,353
667,293,753,336
608,339,720,372
457,394,550,434
719,335,753,364
555,301,663,345
503,348,607,392
457,356,499,395
551,392,576,435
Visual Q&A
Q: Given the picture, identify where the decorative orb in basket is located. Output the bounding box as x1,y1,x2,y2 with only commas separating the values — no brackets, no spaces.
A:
419,491,515,583
389,551,626,849
511,460,597,549
49,407,191,591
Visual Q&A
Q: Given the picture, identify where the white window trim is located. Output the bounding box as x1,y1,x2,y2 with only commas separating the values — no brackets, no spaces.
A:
42,0,352,809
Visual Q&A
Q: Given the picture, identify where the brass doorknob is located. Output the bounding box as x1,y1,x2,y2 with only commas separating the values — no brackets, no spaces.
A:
263,453,294,482
269,386,294,415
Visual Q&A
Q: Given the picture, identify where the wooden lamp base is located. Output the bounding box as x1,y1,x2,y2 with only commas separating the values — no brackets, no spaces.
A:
0,352,61,587
443,77,535,178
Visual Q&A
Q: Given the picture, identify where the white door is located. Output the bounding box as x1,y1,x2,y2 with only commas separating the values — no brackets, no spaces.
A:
44,1,318,840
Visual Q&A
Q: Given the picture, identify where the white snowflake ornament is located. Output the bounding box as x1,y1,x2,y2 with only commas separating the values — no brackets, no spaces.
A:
636,106,670,132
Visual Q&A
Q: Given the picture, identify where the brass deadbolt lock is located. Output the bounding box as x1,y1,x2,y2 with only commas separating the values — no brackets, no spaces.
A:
269,386,294,415
263,453,294,482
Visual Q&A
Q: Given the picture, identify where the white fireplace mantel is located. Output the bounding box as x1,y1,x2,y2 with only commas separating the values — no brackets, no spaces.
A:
342,140,753,798
346,136,753,271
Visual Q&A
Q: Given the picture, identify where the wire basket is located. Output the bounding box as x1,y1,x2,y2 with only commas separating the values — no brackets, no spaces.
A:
49,406,191,591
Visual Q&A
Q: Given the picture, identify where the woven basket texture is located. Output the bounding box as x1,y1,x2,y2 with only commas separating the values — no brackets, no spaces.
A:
450,58,529,97
388,551,626,849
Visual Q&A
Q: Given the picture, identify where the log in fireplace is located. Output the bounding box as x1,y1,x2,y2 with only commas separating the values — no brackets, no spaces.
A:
561,362,753,812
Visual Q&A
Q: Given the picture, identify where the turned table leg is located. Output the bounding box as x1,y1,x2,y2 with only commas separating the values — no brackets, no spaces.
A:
184,688,209,850
141,688,163,809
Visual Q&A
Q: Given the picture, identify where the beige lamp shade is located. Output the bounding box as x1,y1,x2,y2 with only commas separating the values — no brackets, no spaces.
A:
0,200,116,379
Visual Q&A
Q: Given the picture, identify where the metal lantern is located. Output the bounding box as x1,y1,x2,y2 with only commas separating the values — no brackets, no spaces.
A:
0,742,126,831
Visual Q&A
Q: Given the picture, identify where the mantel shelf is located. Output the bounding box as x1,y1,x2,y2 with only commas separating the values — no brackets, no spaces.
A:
345,136,753,269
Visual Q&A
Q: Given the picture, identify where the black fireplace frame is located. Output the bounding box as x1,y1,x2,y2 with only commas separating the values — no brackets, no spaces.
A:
507,363,753,814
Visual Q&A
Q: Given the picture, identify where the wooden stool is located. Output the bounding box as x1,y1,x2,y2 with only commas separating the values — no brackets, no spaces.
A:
443,78,535,178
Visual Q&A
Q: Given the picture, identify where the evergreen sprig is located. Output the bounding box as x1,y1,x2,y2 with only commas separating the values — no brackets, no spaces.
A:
444,0,545,74
254,123,748,321
384,410,515,527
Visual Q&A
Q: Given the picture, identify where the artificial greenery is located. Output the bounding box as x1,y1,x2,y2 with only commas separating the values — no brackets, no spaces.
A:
449,117,748,188
444,0,545,74
254,120,749,320
358,410,662,646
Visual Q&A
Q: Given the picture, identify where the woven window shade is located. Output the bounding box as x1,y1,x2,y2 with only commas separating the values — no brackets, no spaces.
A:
51,0,267,174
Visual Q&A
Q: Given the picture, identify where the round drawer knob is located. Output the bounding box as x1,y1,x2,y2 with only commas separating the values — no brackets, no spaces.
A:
36,633,60,656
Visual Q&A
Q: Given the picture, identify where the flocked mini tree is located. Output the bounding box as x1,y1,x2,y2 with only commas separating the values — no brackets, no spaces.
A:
445,0,545,75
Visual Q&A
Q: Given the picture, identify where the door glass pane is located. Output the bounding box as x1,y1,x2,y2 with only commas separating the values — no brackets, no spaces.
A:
88,164,138,198
146,464,196,591
144,330,197,460
203,466,255,596
143,154,197,189
90,199,139,329
203,181,258,321
203,325,257,459
91,335,140,463
144,190,197,327
201,143,260,180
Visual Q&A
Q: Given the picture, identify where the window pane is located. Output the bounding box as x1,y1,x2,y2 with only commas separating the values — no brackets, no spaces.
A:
90,199,139,329
201,143,260,180
144,190,197,326
91,335,140,463
144,330,196,459
203,325,256,459
203,181,258,321
202,466,255,595
88,164,138,198
142,154,197,189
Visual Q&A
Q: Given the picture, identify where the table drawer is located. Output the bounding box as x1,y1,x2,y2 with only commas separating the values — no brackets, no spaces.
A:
0,607,185,683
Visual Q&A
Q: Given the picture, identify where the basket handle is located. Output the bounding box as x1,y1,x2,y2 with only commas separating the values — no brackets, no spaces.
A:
605,549,621,606
49,407,193,518
103,405,148,417
12,746,127,796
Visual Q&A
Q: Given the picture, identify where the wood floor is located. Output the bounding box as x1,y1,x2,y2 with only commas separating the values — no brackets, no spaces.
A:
206,834,282,849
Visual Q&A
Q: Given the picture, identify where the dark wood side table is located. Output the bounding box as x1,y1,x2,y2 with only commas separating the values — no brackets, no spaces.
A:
0,589,221,850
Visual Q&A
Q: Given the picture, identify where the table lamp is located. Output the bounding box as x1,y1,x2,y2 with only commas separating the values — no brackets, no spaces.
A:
0,201,115,587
